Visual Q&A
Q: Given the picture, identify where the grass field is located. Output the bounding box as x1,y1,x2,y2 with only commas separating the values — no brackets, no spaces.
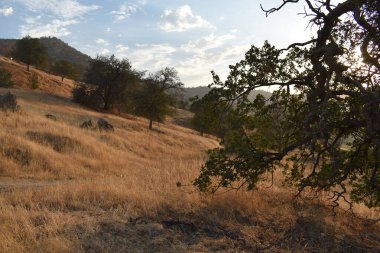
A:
0,57,379,252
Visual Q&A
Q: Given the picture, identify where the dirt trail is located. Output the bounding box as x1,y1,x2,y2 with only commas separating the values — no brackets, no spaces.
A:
0,177,78,193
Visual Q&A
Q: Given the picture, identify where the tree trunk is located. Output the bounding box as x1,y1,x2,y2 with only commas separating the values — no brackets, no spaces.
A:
27,64,30,72
103,100,109,110
149,118,153,130
61,76,64,82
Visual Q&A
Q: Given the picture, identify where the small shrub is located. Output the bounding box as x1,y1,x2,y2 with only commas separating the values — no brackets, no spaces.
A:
0,92,19,112
72,83,102,109
0,68,14,87
29,72,39,89
25,131,81,153
3,147,31,166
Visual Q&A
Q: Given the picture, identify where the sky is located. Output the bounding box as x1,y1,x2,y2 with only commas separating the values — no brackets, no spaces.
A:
0,0,313,87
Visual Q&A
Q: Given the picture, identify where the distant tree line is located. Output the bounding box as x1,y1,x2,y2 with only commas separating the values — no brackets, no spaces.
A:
72,55,183,129
4,36,184,129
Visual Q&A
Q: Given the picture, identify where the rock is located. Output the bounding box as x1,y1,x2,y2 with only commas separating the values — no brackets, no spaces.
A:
97,118,114,132
80,120,95,129
46,114,57,121
0,92,18,112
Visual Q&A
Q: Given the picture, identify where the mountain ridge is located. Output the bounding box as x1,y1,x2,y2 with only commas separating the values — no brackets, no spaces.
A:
0,37,90,68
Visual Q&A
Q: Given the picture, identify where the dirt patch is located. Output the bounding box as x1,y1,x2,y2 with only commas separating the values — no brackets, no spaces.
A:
0,178,76,193
25,131,81,153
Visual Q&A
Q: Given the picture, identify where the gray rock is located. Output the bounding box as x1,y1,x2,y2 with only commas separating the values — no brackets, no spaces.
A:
0,92,18,112
46,114,57,121
97,118,114,132
80,120,95,129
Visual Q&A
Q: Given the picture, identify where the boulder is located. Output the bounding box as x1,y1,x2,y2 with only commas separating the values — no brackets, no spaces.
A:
80,120,95,129
0,92,18,112
46,114,57,121
97,118,114,132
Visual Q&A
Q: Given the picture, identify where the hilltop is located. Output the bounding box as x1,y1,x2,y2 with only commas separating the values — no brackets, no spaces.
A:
0,56,379,253
0,37,90,68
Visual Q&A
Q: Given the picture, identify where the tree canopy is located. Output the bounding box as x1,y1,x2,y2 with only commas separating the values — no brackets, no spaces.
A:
51,60,81,82
190,91,242,138
194,0,380,208
13,36,48,71
82,55,140,110
134,67,183,129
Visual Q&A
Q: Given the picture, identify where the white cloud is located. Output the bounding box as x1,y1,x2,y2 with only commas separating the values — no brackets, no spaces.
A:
176,44,250,86
159,5,213,32
100,49,110,55
115,44,129,58
20,18,79,37
0,6,13,16
13,0,99,38
111,0,146,22
129,44,176,70
105,27,111,32
181,33,235,55
96,38,110,46
14,0,99,19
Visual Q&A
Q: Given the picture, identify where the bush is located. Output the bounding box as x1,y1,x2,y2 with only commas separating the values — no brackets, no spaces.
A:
29,73,39,89
0,68,14,87
72,83,102,109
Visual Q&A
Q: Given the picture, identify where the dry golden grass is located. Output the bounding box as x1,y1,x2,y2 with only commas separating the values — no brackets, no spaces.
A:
0,55,74,96
0,58,379,252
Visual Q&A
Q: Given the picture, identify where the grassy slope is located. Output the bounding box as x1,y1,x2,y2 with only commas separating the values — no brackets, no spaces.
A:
0,56,379,253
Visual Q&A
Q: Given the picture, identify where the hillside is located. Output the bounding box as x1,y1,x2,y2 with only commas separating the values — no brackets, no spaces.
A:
0,56,379,253
0,37,90,68
0,55,74,96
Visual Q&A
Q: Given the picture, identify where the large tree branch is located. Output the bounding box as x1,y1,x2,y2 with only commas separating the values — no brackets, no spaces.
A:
260,0,299,16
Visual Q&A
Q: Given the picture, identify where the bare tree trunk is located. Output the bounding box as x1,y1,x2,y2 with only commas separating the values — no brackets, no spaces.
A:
149,118,153,130
103,101,109,110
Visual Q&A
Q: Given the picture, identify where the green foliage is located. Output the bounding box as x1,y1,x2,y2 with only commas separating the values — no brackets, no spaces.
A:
0,68,14,87
29,73,39,89
51,60,81,82
134,68,183,129
13,36,48,71
194,1,380,208
190,91,234,137
80,55,140,110
72,82,102,108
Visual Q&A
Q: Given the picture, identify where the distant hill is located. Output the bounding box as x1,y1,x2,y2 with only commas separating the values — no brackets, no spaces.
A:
0,37,90,69
182,86,272,102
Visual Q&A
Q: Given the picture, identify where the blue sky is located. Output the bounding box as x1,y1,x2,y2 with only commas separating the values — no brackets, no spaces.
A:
0,0,312,87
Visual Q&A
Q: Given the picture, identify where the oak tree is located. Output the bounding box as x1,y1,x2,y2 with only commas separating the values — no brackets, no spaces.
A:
194,0,380,208
135,68,183,129
82,55,139,110
13,36,48,71
51,60,81,82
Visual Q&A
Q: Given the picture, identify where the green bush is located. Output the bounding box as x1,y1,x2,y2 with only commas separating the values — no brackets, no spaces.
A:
0,68,14,87
29,72,39,89
72,83,102,109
